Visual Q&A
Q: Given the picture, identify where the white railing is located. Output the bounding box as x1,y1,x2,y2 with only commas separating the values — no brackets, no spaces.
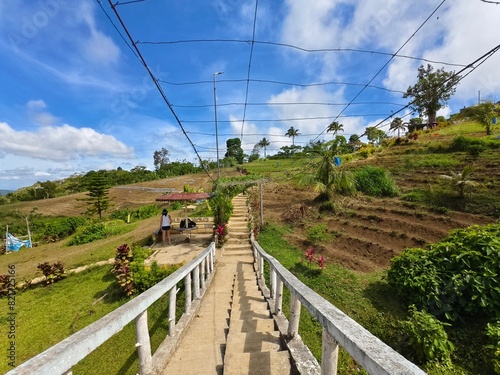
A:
252,239,427,375
6,242,216,375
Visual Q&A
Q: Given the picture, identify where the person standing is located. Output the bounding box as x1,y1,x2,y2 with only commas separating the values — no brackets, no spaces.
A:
159,209,172,245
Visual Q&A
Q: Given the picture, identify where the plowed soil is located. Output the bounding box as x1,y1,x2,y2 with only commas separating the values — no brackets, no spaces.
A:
252,182,494,273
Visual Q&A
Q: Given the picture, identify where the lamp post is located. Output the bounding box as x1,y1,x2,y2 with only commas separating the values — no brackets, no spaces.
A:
213,72,223,178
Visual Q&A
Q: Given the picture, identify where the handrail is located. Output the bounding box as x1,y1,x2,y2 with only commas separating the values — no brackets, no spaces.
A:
252,240,427,375
7,242,216,375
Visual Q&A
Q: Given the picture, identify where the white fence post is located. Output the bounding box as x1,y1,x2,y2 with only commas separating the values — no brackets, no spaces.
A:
184,273,192,313
270,266,277,299
275,278,283,315
135,310,152,374
288,292,301,338
193,266,200,299
169,286,177,335
200,259,206,290
321,327,339,375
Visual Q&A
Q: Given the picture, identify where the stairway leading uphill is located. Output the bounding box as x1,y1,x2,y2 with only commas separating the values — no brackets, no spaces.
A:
161,194,291,375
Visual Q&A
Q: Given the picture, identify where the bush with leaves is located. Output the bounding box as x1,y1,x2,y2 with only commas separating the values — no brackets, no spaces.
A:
486,321,500,374
388,223,500,321
37,262,66,285
353,165,399,197
0,274,11,297
401,306,454,365
131,261,180,294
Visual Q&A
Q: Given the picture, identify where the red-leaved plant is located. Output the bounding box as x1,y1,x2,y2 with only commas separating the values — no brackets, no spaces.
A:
215,224,227,245
304,247,326,271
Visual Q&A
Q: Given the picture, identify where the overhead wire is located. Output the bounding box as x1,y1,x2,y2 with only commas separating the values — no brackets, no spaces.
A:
102,0,216,182
312,0,448,142
240,0,260,142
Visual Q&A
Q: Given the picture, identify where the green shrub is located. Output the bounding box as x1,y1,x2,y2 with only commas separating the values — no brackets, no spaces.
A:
388,223,500,321
319,201,336,213
132,261,180,293
401,306,454,365
170,201,183,211
353,165,399,197
68,222,107,246
307,223,336,245
486,321,500,374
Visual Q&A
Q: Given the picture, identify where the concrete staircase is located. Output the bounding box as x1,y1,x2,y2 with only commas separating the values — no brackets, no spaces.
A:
223,195,292,374
161,194,291,374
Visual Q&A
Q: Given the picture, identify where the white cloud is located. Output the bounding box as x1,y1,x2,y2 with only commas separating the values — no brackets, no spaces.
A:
0,122,134,161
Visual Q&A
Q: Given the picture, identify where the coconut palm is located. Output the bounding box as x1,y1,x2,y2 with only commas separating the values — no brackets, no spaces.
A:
389,117,406,138
285,126,300,145
258,137,271,158
326,121,344,137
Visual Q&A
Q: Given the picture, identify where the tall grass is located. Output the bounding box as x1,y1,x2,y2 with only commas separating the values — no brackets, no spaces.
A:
353,165,399,197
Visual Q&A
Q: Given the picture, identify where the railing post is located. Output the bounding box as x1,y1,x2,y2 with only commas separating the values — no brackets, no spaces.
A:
193,266,200,299
135,310,152,374
200,259,206,290
259,256,264,283
270,266,276,299
275,278,283,315
321,327,339,375
210,246,214,273
184,272,192,313
288,292,301,338
169,286,177,335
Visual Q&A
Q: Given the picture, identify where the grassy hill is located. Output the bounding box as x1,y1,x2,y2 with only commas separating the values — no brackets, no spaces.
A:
0,119,499,374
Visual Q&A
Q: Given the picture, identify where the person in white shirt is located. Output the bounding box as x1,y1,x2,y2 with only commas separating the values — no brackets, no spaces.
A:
159,209,172,245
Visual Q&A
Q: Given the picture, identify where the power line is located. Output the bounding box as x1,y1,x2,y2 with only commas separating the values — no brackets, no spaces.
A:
103,0,216,182
137,39,466,68
240,0,260,142
313,0,448,142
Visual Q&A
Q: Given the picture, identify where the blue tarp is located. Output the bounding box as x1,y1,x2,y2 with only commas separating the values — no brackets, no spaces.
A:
7,233,31,252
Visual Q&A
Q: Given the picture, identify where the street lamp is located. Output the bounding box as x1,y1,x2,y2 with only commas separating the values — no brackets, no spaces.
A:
213,71,223,178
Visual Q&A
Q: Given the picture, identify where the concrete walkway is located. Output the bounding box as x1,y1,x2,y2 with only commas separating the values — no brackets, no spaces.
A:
160,194,291,375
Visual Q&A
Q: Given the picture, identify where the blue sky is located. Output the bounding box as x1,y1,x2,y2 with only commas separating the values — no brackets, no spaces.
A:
1,0,499,190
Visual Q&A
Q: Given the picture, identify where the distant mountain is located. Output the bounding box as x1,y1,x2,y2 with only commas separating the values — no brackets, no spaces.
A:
0,189,13,196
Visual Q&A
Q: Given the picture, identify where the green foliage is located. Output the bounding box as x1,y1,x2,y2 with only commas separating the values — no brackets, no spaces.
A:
37,261,66,285
67,220,131,246
306,223,336,245
401,306,454,365
388,223,500,321
82,171,111,219
353,165,399,197
132,261,180,294
486,321,500,374
319,200,337,213
225,138,244,163
110,204,160,223
403,64,460,125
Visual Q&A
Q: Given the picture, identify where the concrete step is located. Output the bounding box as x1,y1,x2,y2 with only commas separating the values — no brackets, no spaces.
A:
225,331,282,353
229,318,276,333
224,351,292,375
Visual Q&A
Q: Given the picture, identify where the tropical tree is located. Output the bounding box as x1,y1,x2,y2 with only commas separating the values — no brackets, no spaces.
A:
365,126,387,145
301,139,356,200
225,138,244,164
469,101,498,135
153,148,169,171
82,171,111,219
403,64,461,126
257,137,271,158
326,121,344,137
389,117,406,138
285,126,300,145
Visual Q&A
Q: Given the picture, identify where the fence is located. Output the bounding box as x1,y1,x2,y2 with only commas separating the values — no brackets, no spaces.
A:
252,238,427,375
6,242,216,375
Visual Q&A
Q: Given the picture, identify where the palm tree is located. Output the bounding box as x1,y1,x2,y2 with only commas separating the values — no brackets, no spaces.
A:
300,139,355,200
285,126,300,145
326,121,344,137
389,117,406,138
258,137,271,158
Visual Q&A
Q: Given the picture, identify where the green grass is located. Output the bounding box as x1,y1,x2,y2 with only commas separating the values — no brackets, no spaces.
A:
436,121,486,136
0,264,184,375
257,222,494,375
